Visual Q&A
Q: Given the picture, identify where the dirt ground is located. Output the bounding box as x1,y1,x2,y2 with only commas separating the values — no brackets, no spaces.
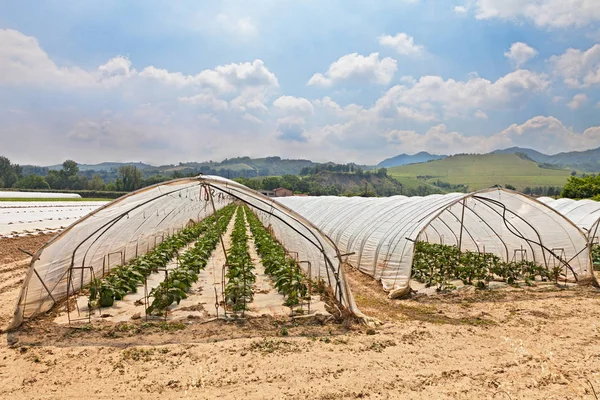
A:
1,234,599,399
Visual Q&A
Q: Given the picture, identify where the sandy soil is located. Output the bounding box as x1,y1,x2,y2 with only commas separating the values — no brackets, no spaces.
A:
1,234,600,399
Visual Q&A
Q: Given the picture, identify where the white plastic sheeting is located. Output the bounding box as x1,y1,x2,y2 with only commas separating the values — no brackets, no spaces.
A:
538,197,600,243
0,191,81,198
11,176,359,328
278,189,593,296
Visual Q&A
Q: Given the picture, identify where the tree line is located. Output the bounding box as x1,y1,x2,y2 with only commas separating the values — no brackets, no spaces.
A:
0,156,191,193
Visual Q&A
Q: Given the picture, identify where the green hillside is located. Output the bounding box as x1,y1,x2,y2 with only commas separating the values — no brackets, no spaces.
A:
388,154,571,191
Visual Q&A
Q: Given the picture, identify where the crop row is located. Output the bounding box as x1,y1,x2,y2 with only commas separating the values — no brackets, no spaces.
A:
146,204,237,315
592,244,600,271
412,241,565,291
245,207,308,307
224,207,255,312
89,204,236,309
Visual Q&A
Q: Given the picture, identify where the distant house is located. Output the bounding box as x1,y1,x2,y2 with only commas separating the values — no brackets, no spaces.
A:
273,187,293,197
259,187,293,197
259,190,275,197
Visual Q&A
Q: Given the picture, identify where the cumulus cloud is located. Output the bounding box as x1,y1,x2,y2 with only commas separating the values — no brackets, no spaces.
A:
0,29,134,87
549,44,600,88
139,60,279,93
504,42,538,68
178,93,229,111
499,115,600,153
276,116,307,142
273,96,314,115
375,69,549,119
242,113,263,124
307,53,397,86
385,124,509,154
567,93,588,109
216,14,258,37
473,0,600,28
378,33,425,56
454,5,468,14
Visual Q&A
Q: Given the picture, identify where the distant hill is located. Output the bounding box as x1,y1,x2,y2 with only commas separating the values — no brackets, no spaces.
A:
388,153,571,191
306,171,407,196
493,147,600,172
47,162,154,172
377,152,446,168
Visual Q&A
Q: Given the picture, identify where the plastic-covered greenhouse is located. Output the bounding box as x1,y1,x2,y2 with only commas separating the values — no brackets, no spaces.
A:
10,176,360,329
537,197,600,243
278,189,595,297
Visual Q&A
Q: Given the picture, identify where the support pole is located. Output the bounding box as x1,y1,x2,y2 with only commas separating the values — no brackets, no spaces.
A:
208,186,229,265
457,199,466,255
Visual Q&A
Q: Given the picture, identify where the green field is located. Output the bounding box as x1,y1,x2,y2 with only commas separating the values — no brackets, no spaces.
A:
388,154,571,191
0,197,110,202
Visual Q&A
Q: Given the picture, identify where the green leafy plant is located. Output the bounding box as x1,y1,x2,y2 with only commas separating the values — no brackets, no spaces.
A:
224,208,255,312
245,207,308,308
146,205,236,315
412,241,561,289
89,204,236,310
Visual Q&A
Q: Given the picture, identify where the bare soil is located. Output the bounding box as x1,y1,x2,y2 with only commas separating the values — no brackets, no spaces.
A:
1,234,600,399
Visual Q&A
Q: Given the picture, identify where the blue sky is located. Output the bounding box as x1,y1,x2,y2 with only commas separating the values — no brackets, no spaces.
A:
1,0,600,165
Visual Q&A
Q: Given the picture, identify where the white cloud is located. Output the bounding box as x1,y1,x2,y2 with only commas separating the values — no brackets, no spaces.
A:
378,33,424,56
307,53,397,86
500,115,600,153
216,14,258,37
273,96,314,115
313,97,364,118
177,93,229,111
197,113,220,125
567,93,588,110
242,113,263,124
385,124,508,154
140,60,279,93
473,0,600,28
549,44,600,88
504,42,538,68
276,116,307,142
375,69,549,118
454,5,468,14
475,110,488,119
0,29,134,87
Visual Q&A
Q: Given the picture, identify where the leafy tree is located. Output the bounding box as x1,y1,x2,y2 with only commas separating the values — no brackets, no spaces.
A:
505,184,516,190
118,166,143,191
88,175,106,191
262,177,282,190
61,160,79,177
14,175,50,189
0,156,21,188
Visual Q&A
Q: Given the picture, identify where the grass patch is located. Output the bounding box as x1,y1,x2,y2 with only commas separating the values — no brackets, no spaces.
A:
388,153,570,191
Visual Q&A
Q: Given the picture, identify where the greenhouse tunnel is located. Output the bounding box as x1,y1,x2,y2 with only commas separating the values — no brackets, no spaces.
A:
10,176,361,329
278,188,594,298
538,197,600,244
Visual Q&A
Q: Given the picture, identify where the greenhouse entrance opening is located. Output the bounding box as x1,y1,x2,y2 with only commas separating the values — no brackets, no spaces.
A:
277,189,594,298
10,176,362,330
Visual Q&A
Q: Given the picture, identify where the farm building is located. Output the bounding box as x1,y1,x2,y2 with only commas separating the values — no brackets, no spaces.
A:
10,176,361,328
277,189,595,298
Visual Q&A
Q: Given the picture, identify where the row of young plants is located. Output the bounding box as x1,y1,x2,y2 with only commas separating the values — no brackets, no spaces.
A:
224,207,256,312
88,204,236,309
146,204,237,315
412,241,565,291
245,207,308,307
592,244,600,271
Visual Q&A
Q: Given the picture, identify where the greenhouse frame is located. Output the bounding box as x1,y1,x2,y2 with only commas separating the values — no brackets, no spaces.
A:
10,176,361,329
537,197,600,244
278,189,595,297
